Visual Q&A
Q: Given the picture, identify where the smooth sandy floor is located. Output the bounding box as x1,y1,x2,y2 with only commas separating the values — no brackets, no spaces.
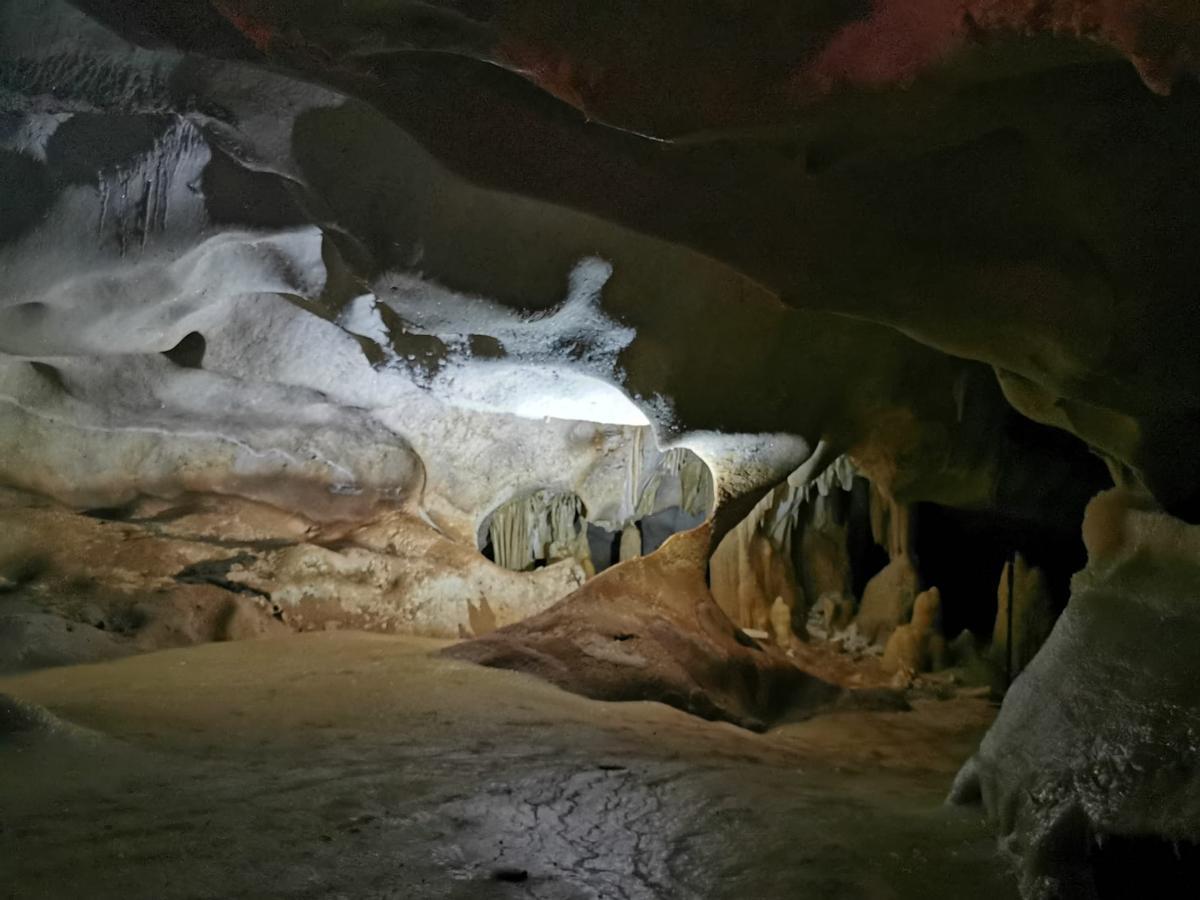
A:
0,632,1016,899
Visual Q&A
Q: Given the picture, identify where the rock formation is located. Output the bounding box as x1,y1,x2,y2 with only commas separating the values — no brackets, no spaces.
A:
443,525,842,731
618,523,643,562
813,592,856,635
769,595,796,652
882,587,947,678
0,487,595,671
710,453,857,638
856,556,921,647
856,485,922,645
952,491,1200,897
483,489,589,572
991,553,1056,679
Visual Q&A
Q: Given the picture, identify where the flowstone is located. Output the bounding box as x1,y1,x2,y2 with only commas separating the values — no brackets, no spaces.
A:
443,525,844,731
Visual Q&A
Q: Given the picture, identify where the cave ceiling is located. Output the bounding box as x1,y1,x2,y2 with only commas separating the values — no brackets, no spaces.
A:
3,0,1200,518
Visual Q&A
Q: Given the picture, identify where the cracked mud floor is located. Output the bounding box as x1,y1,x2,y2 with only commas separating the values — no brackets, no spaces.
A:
0,633,1016,899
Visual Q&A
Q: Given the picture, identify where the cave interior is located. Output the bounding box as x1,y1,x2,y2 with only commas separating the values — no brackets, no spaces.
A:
3,2,1200,899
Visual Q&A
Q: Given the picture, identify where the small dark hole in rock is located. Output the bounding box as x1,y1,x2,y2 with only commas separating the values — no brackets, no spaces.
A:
82,504,134,521
29,361,68,392
613,633,634,642
493,868,528,883
162,331,206,369
733,629,762,650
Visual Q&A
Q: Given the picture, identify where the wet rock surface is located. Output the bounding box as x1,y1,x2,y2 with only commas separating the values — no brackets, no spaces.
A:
0,632,1016,900
953,493,1200,898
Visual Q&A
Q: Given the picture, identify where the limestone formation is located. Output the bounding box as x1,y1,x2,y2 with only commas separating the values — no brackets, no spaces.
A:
798,517,853,617
618,523,643,562
0,492,289,672
712,524,800,636
443,525,842,731
813,592,856,635
856,556,921,647
854,486,922,646
710,456,859,640
882,588,946,677
952,495,1200,899
769,596,796,652
0,489,590,671
991,554,1056,678
7,2,1200,894
485,489,590,572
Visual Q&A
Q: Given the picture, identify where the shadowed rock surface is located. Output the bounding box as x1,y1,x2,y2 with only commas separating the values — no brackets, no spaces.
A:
444,526,846,731
951,492,1200,898
0,632,1017,900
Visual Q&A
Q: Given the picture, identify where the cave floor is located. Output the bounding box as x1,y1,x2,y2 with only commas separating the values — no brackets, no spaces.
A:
0,633,1016,900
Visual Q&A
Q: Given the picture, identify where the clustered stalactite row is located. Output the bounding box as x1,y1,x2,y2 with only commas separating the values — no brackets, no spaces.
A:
710,456,1058,688
481,446,714,575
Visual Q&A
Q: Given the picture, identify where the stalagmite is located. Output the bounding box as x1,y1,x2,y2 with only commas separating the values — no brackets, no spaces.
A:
770,595,795,651
882,587,946,676
990,553,1056,678
856,486,920,645
619,523,643,561
857,557,920,646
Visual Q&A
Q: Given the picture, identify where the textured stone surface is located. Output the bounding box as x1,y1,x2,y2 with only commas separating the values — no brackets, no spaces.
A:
443,525,844,731
0,490,588,670
0,0,1120,533
953,492,1200,897
0,632,1016,899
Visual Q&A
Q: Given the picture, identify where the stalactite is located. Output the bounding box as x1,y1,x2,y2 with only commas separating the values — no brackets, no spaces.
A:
487,489,588,572
711,455,857,634
633,447,714,520
619,522,642,561
624,426,645,525
93,116,206,257
868,481,914,560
